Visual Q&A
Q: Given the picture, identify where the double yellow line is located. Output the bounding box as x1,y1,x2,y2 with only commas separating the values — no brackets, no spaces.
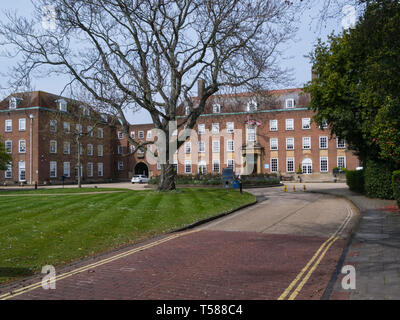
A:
278,206,353,300
0,229,198,300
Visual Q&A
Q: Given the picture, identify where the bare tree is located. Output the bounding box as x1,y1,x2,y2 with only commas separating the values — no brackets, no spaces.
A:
0,0,299,190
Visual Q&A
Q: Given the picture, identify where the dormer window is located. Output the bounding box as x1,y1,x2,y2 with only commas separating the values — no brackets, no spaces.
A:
247,100,257,112
57,99,67,112
9,97,22,109
285,99,295,109
213,104,221,114
101,114,108,122
82,106,90,116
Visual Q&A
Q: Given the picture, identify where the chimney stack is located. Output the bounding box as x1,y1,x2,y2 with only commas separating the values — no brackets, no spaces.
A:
198,79,205,98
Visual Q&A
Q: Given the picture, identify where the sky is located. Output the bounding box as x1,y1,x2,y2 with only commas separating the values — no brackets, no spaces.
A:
0,1,346,124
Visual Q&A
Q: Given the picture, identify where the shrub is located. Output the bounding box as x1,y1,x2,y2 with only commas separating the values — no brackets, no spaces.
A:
364,160,395,199
345,170,365,193
392,170,400,208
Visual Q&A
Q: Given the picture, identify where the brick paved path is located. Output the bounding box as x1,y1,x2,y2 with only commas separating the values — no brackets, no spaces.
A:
0,187,355,300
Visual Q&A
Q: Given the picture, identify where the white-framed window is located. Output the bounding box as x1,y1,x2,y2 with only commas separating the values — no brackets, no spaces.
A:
270,120,278,131
82,106,90,116
302,118,311,130
185,160,191,174
213,160,220,173
87,144,93,156
198,124,205,135
138,148,145,156
198,141,205,153
57,99,67,112
286,119,294,131
286,138,294,150
212,140,220,153
63,142,70,155
138,131,144,139
50,120,57,132
227,159,234,170
5,163,12,179
98,128,104,139
213,104,221,114
320,119,328,129
302,137,311,150
337,156,346,170
50,140,57,154
212,123,220,134
227,140,234,152
130,131,135,139
5,140,12,154
185,106,190,116
19,118,26,131
198,161,207,174
9,97,20,109
271,158,278,173
146,130,152,139
286,157,295,173
5,120,12,132
247,126,256,142
285,99,295,109
64,122,70,134
101,114,108,122
173,160,178,173
118,131,123,139
302,158,313,174
227,122,234,134
76,124,82,134
157,162,161,171
79,143,83,155
98,145,104,157
50,161,57,178
19,140,26,153
118,145,123,155
320,157,328,173
19,161,26,181
319,136,328,149
185,142,191,154
130,145,135,154
337,138,346,149
247,100,257,112
98,163,104,177
87,126,94,137
118,161,124,171
270,138,278,151
87,162,93,177
63,162,71,177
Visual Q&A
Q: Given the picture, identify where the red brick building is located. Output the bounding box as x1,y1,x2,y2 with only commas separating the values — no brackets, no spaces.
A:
0,87,359,185
0,91,117,185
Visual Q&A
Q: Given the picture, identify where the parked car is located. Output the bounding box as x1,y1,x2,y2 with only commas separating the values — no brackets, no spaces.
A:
131,175,149,184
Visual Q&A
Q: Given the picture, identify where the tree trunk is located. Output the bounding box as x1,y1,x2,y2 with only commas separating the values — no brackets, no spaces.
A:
159,163,176,191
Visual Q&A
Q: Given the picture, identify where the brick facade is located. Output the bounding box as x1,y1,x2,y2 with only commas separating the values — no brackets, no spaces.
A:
0,88,359,185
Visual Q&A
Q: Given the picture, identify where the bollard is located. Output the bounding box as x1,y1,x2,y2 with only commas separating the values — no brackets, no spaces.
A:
303,185,306,192
284,185,287,192
293,185,296,192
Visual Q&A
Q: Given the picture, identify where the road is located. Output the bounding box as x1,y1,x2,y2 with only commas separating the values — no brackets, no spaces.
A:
0,185,358,300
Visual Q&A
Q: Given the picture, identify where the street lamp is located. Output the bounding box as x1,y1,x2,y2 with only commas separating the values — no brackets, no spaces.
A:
29,114,34,185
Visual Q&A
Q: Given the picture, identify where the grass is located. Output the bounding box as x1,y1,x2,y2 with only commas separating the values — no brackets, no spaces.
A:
0,188,255,285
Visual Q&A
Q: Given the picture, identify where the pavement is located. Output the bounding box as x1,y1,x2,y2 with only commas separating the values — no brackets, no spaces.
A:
285,183,400,300
0,182,398,300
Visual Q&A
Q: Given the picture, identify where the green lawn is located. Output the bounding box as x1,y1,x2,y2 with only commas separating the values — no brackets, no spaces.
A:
0,188,255,284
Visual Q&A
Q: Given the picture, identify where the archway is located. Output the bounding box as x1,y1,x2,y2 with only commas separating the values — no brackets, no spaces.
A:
134,162,149,177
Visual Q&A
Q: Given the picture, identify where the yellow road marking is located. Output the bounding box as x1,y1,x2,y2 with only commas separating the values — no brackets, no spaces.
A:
278,206,353,300
0,229,198,300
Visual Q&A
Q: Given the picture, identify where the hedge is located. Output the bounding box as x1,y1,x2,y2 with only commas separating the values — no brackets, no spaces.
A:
364,160,395,200
345,170,365,193
392,170,400,208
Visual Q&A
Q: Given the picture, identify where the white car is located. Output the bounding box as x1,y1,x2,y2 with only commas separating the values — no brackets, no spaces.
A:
131,175,149,184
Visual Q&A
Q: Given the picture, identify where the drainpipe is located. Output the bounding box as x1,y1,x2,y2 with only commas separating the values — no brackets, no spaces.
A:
29,114,34,185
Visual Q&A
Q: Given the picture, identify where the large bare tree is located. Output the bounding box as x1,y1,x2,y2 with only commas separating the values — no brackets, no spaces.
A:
0,0,299,190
